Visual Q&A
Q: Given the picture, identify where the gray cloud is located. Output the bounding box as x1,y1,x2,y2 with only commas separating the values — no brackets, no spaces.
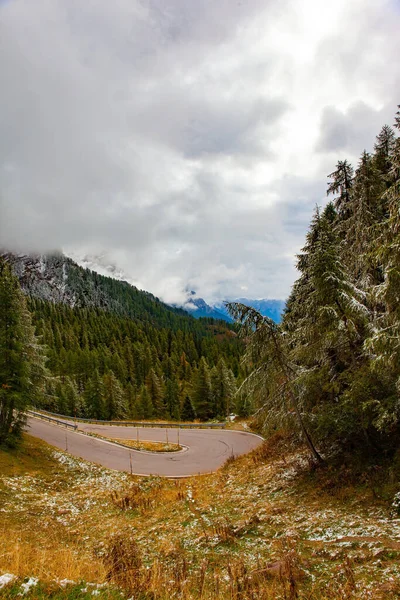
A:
317,102,397,155
0,0,399,304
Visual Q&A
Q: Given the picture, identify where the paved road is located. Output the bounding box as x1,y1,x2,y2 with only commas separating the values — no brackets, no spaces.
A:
26,417,263,477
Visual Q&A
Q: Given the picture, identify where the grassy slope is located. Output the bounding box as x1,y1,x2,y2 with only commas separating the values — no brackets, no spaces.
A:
1,435,400,599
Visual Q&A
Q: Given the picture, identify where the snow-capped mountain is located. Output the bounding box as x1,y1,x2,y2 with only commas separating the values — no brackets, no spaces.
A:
65,251,132,284
3,249,285,325
1,251,191,325
1,251,80,306
181,293,285,324
214,298,286,323
180,292,232,322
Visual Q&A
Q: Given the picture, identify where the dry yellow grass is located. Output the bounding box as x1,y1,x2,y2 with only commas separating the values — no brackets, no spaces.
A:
92,433,182,452
84,430,182,452
1,434,400,599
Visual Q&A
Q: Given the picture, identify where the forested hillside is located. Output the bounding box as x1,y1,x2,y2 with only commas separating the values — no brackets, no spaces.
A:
0,253,245,424
2,252,201,326
232,106,400,461
28,298,243,421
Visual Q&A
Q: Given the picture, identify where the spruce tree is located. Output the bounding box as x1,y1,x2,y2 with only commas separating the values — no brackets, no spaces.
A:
146,368,165,418
211,359,236,418
327,159,354,220
140,386,154,419
181,395,196,421
84,370,105,419
164,378,180,420
192,357,213,421
0,259,46,446
103,371,127,420
374,124,396,184
228,302,323,463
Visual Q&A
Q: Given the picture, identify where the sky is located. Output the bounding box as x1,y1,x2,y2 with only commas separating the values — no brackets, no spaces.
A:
0,0,399,304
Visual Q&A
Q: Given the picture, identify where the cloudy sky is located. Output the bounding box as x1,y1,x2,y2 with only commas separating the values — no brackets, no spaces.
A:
0,0,399,304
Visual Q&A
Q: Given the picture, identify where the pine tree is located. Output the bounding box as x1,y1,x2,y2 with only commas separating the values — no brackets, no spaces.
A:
344,151,384,282
140,386,154,419
84,370,105,419
103,371,127,420
164,378,180,420
327,160,354,219
192,357,214,420
181,395,196,421
0,259,46,446
374,124,396,184
364,106,400,436
211,359,236,418
146,368,165,418
289,204,372,446
228,302,323,463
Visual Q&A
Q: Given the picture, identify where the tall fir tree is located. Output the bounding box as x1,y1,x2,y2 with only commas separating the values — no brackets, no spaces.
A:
84,370,105,419
103,371,127,420
192,357,214,420
0,259,46,446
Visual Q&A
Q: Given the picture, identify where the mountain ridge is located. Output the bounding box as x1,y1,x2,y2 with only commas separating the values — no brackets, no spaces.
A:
183,295,285,324
0,251,195,328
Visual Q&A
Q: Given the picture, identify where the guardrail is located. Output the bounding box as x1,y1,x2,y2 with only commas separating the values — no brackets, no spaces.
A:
28,408,226,429
27,410,78,430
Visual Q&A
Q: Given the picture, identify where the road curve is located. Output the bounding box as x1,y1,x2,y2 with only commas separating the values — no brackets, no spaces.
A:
26,417,263,477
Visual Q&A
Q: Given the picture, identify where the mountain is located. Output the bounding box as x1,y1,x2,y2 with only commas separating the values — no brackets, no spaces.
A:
182,293,233,322
214,298,286,323
1,251,245,424
3,251,285,326
0,251,194,328
182,294,285,324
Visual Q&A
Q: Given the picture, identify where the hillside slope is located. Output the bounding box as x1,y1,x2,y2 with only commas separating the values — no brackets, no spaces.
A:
1,252,192,329
1,252,243,422
1,434,400,599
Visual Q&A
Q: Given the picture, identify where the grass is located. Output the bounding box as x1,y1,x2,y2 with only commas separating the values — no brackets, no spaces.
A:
1,433,400,598
85,431,182,452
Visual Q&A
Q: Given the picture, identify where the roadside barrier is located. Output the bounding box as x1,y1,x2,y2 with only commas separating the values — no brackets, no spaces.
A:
27,410,78,430
27,408,226,429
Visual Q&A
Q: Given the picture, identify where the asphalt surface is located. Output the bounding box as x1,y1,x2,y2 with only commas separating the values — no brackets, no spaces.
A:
26,417,263,477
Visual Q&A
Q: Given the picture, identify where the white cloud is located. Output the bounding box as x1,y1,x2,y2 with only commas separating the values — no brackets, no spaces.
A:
0,0,399,303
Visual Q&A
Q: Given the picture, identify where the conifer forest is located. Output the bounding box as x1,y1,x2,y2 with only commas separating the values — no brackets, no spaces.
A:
231,106,400,461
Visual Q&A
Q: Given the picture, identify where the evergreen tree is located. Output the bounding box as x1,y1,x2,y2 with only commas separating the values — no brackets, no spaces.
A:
374,124,396,184
103,371,127,420
84,370,105,419
181,395,196,421
192,357,214,420
211,359,236,418
164,378,180,420
228,302,323,463
125,382,140,419
140,385,154,419
327,159,354,219
0,259,46,446
344,151,384,282
146,368,165,417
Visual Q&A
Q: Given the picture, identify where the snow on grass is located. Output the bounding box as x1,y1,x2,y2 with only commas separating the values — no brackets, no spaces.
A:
20,577,39,594
0,573,16,589
2,438,400,598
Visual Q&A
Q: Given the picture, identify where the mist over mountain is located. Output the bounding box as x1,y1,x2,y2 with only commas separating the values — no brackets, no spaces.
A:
0,251,192,326
2,250,286,325
179,293,233,323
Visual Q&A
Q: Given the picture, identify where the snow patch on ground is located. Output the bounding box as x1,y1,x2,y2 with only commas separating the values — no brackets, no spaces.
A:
0,573,16,589
20,577,39,594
